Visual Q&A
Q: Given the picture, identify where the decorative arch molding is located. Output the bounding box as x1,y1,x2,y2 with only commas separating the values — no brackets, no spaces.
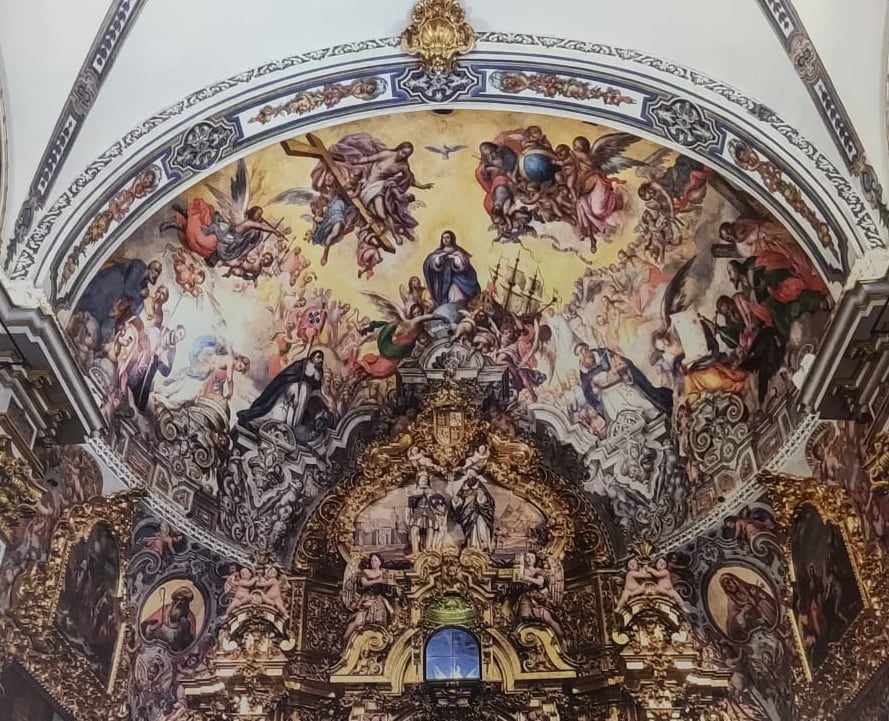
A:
0,65,8,242
5,35,881,304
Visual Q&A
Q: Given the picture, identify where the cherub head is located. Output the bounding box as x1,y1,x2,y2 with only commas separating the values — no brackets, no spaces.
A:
147,261,163,284
719,222,738,243
638,182,658,201
233,354,251,374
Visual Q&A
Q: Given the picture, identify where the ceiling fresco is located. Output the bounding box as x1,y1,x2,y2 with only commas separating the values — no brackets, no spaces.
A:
62,108,831,557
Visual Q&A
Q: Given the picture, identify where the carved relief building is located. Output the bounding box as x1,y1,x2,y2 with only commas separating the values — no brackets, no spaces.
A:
2,2,889,720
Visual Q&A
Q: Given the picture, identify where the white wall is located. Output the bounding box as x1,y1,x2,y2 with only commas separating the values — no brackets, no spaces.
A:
0,0,112,239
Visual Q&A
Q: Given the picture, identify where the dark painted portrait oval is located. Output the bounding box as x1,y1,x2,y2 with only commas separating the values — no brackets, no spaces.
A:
138,578,207,654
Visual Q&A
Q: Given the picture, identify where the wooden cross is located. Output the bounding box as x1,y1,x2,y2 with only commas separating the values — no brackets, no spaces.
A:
280,134,395,254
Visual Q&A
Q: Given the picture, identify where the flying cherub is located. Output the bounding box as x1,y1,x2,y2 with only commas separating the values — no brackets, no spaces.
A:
168,245,206,297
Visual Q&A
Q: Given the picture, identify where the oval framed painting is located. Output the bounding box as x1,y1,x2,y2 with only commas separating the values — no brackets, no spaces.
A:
138,578,207,653
706,564,780,645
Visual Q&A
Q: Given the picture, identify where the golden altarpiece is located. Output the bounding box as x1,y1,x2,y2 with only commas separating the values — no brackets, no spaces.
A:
167,375,731,721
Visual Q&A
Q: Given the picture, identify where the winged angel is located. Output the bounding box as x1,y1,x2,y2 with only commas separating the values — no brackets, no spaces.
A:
348,291,444,383
572,132,643,251
341,553,396,641
476,126,643,250
162,159,291,268
512,551,564,637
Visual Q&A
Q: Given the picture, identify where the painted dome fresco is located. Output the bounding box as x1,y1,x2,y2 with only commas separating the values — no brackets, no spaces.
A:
61,108,831,558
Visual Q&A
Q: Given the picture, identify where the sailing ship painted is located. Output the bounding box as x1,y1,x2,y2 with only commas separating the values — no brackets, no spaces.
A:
488,253,554,317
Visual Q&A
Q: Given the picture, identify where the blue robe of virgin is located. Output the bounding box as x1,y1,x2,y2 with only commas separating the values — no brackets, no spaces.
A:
75,259,150,341
422,246,481,308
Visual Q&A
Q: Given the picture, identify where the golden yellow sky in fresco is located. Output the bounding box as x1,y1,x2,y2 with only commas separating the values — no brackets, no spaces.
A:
186,109,667,314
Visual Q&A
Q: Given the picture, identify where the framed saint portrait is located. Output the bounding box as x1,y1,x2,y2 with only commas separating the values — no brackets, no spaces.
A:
138,578,207,654
705,564,781,646
53,521,123,687
789,504,864,673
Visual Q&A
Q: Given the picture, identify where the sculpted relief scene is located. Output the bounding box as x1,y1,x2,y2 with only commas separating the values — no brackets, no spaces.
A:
6,103,887,721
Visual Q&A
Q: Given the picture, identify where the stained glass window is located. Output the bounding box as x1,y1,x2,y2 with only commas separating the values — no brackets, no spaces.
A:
424,627,481,681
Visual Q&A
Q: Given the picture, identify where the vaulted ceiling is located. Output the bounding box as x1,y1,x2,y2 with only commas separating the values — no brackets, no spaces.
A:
1,1,887,249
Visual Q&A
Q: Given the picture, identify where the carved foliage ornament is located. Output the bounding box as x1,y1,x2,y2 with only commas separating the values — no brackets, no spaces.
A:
0,450,42,539
294,380,610,570
0,489,144,721
401,0,475,73
759,470,889,719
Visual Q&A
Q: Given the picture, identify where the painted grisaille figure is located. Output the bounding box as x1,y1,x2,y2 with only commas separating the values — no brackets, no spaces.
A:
237,349,332,431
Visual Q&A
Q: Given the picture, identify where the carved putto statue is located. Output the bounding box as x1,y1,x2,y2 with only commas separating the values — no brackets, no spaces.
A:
614,554,684,612
224,563,290,616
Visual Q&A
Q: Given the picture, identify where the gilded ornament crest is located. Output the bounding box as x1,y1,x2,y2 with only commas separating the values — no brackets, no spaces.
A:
0,449,41,539
401,0,475,73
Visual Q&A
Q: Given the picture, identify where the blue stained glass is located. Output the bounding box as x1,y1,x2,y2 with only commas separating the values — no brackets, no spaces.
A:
424,628,480,681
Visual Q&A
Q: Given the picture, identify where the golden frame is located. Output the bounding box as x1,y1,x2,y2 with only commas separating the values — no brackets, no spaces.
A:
0,489,144,721
294,381,613,570
759,470,889,719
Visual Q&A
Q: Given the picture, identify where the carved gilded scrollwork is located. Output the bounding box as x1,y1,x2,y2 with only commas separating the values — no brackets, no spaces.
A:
611,594,729,720
0,489,144,721
295,380,610,571
864,430,889,492
181,594,297,719
759,470,889,719
401,0,475,74
0,449,41,539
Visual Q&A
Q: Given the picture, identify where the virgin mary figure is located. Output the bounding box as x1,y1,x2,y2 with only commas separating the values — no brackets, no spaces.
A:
423,230,481,308
719,572,779,644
